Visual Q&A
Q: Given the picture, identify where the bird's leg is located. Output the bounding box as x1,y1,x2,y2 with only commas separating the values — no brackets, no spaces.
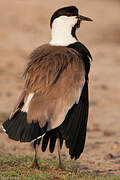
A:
57,138,64,169
31,138,41,169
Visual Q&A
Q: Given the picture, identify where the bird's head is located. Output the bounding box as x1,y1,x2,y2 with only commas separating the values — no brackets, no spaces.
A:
50,6,93,46
50,6,92,28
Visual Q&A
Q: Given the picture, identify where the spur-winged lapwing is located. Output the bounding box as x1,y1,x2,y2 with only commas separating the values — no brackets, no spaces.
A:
2,6,92,169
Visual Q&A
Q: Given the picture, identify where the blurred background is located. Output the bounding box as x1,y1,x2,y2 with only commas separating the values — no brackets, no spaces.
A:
0,0,120,174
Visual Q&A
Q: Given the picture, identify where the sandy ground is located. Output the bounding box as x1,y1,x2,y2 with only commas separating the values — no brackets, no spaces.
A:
0,0,120,175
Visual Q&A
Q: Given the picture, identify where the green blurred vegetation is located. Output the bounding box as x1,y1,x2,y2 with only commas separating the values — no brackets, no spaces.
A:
0,153,120,180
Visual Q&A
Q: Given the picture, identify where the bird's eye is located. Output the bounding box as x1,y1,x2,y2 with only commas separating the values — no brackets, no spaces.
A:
65,12,72,16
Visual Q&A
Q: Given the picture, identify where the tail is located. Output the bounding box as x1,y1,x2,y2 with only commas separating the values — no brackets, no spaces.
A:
2,109,47,142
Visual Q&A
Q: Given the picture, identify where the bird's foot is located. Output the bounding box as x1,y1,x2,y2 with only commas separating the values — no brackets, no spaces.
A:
56,161,64,170
31,159,40,169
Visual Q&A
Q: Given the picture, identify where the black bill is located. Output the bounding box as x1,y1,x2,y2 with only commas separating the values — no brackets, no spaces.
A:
78,15,93,22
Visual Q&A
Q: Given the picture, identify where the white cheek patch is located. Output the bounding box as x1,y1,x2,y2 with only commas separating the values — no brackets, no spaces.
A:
22,93,34,112
49,16,78,46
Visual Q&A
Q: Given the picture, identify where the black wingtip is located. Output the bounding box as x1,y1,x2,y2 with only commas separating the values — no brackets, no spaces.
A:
2,110,47,142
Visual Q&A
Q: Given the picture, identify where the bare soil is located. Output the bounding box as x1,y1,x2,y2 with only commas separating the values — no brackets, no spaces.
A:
0,0,120,175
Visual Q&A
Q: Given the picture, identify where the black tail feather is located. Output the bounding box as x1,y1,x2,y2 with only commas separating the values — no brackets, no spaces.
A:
41,133,50,152
59,133,63,149
41,130,63,153
49,135,57,153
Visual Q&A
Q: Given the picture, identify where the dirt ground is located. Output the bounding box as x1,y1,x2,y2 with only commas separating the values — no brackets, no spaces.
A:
0,0,120,175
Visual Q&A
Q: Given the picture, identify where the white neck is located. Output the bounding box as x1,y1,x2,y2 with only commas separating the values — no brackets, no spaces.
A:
49,16,78,46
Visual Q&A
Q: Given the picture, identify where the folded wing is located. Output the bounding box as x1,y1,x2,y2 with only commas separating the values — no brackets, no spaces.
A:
25,45,85,130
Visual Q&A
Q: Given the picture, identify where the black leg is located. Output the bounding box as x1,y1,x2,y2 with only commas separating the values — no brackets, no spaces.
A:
57,138,64,169
31,138,41,169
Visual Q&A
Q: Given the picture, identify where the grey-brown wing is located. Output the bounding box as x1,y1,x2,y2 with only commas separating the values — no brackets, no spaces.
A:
25,45,85,131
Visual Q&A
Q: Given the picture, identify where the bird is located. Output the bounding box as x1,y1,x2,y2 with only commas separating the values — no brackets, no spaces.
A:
2,6,93,169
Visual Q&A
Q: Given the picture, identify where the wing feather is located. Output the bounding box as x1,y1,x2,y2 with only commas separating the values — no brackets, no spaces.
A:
24,45,85,131
59,81,89,159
